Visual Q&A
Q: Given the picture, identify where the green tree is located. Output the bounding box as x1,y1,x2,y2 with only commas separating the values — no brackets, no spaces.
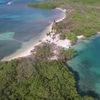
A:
33,43,53,61
58,48,77,61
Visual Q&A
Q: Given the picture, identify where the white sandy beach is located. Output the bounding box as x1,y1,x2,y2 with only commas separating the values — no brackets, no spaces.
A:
1,8,71,61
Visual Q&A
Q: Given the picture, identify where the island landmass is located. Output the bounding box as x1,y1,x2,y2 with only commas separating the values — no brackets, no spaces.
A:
0,0,100,99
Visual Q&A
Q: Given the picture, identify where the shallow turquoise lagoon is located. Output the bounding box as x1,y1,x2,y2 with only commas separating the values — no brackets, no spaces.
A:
0,0,63,59
68,35,100,97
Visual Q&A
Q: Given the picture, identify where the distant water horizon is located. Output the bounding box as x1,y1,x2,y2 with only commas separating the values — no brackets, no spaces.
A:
68,34,100,98
0,0,64,60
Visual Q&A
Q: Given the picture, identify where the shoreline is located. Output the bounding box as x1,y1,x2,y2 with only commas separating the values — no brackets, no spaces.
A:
1,5,99,100
66,62,99,99
66,34,100,99
1,8,68,61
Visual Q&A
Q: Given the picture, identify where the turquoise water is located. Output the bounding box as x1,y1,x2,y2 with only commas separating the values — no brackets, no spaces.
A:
0,0,63,59
68,35,100,97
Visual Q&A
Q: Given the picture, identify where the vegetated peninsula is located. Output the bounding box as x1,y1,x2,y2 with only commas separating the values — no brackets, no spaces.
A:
0,0,100,100
28,2,57,9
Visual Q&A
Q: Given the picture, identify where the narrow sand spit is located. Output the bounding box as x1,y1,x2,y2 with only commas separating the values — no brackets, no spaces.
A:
1,8,71,61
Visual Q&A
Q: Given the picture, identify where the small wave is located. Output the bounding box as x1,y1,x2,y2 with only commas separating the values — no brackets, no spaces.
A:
7,1,12,5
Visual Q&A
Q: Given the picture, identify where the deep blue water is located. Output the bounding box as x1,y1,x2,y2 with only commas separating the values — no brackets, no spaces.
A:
68,35,100,97
0,0,63,59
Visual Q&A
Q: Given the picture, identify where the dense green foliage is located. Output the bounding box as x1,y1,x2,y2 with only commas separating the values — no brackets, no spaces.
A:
58,48,77,61
0,60,94,100
28,2,57,9
60,32,77,44
0,0,99,99
33,43,53,61
71,8,100,37
66,32,77,44
52,0,100,6
52,0,100,40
